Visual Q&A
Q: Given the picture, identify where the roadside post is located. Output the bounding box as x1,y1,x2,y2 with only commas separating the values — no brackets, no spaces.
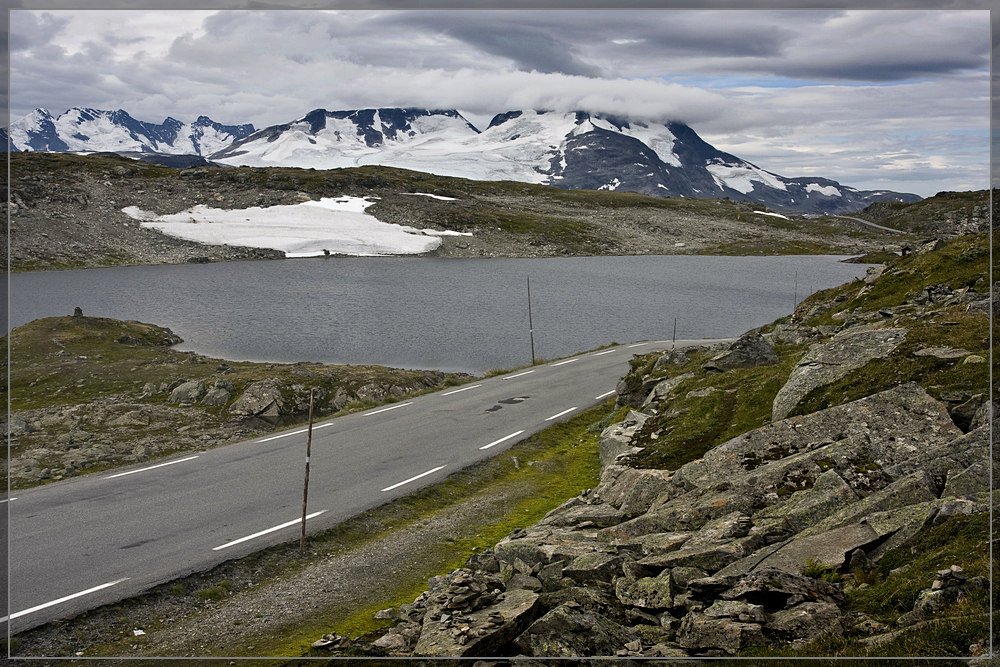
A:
300,388,314,555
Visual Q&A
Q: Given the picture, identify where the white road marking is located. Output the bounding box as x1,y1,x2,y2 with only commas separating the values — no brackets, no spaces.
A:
480,430,526,450
212,510,328,551
550,358,578,367
1,578,130,622
628,342,649,348
257,421,334,443
0,498,17,504
503,370,535,380
104,456,199,479
382,466,446,492
365,402,413,416
442,384,482,396
593,349,617,356
545,407,578,421
595,390,617,400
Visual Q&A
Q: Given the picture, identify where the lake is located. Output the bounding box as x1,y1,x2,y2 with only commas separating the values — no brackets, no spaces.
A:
9,255,868,375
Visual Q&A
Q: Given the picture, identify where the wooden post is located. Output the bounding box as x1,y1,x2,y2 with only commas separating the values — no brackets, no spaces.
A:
527,276,536,364
793,270,798,313
300,388,314,555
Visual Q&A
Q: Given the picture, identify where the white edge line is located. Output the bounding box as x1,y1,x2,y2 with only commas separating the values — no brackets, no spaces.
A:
258,421,335,442
550,358,578,367
442,384,482,396
2,578,130,622
595,390,617,400
213,510,327,551
104,456,199,479
627,343,649,348
593,349,617,356
503,370,535,380
479,429,526,450
545,407,578,421
382,465,446,492
0,498,16,504
365,401,413,416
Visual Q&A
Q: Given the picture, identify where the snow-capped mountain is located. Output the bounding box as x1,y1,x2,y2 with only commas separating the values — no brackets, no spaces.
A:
8,106,920,214
9,107,255,156
212,108,920,213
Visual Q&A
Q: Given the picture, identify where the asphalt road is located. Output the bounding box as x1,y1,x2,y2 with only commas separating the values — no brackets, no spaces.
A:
5,338,730,634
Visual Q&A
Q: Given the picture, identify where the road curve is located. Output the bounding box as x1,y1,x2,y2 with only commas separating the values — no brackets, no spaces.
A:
5,338,732,634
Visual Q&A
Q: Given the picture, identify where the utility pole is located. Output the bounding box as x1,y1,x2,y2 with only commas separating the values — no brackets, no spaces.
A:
300,388,314,555
527,276,536,365
672,318,677,349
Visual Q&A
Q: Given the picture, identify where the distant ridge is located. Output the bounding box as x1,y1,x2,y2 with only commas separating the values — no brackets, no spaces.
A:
8,106,921,214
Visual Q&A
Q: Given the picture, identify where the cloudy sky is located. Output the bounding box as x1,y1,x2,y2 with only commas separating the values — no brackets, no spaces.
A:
7,3,993,198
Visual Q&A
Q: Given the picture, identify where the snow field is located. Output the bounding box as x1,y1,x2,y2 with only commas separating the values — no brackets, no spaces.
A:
122,196,471,257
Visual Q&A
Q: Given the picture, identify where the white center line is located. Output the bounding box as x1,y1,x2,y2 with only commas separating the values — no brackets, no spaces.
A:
593,349,618,356
545,407,578,421
550,358,578,367
382,465,446,492
365,402,413,416
595,390,617,400
480,430,526,450
628,342,649,348
442,384,482,396
1,578,130,622
104,456,199,479
257,421,334,443
503,370,535,380
212,510,327,551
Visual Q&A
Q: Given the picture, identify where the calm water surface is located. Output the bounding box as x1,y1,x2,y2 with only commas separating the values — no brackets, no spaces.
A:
10,255,867,375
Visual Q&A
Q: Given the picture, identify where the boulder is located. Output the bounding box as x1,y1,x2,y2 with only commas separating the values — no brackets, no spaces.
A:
642,372,695,407
772,326,907,420
766,601,843,647
949,394,984,433
653,349,690,369
591,465,673,516
562,552,622,583
413,588,541,657
538,500,625,529
738,522,880,575
598,411,649,468
678,614,765,655
514,604,638,657
703,332,778,372
228,379,286,417
615,573,675,610
168,380,203,404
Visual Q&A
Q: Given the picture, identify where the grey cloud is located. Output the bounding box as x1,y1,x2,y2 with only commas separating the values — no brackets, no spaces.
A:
10,11,69,51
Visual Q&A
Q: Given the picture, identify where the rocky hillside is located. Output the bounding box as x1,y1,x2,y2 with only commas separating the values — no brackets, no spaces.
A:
3,315,473,489
849,189,992,237
5,152,918,272
314,232,992,658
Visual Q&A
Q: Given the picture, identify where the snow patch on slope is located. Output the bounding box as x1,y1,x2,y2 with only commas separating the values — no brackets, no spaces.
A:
805,183,842,197
706,162,788,194
122,197,469,257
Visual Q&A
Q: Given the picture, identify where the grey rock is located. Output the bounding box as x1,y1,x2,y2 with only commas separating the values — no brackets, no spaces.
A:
914,346,971,359
749,522,880,575
328,387,350,412
514,604,637,657
562,552,622,583
228,379,286,417
678,614,765,655
538,500,625,529
767,601,843,645
949,394,984,433
591,465,673,516
615,573,674,610
720,567,844,606
200,387,231,406
168,380,203,404
703,332,778,372
355,382,387,401
413,588,541,657
653,350,690,369
772,326,907,420
598,410,649,468
642,372,695,407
